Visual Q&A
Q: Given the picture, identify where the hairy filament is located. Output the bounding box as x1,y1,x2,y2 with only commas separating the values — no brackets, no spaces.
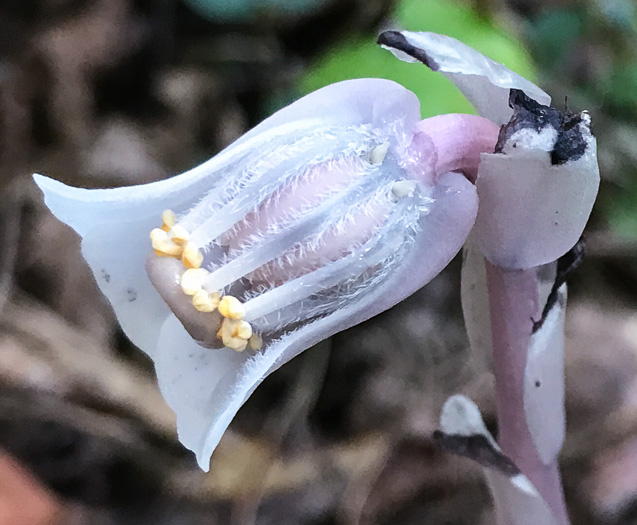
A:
201,169,393,293
243,199,418,323
186,125,383,246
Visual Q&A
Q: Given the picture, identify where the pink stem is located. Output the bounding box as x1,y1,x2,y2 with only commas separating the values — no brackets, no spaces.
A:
485,261,570,525
415,114,501,182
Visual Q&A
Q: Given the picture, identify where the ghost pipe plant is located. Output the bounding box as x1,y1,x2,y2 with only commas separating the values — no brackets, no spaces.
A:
34,31,598,521
379,30,599,525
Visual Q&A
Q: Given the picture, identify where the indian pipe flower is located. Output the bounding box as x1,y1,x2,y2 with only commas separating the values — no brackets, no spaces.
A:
35,32,597,471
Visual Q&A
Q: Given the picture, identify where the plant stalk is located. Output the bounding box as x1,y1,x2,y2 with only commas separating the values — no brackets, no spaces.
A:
485,261,570,525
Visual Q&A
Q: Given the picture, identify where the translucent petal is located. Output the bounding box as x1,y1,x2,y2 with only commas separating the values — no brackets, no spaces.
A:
524,286,566,465
474,143,600,270
378,30,551,124
155,171,478,470
460,238,493,371
33,78,421,355
81,218,172,354
232,77,421,145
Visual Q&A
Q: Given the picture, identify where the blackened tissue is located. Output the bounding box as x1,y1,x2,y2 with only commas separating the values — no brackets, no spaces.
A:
495,89,588,165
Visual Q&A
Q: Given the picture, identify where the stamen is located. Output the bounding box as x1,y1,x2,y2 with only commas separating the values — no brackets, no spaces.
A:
233,320,252,339
243,196,418,325
192,290,221,312
186,126,382,247
161,209,177,231
177,122,340,233
369,142,389,165
182,242,204,269
147,128,426,355
391,180,417,200
202,168,392,293
218,295,246,320
180,268,210,296
150,228,183,257
170,224,190,245
217,318,253,352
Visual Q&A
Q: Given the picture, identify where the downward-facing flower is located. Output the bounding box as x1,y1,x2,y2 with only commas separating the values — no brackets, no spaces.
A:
35,31,598,476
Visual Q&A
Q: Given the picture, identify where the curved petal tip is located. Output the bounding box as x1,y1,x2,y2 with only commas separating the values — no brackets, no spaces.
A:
378,30,551,124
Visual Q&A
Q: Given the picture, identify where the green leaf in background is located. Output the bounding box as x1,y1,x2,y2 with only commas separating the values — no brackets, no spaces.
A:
607,65,637,119
607,178,637,239
527,9,584,73
299,0,538,118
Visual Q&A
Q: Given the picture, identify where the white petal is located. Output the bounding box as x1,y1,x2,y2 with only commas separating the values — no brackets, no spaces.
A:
81,218,171,354
34,79,420,235
154,315,273,470
33,78,422,355
156,172,478,470
378,31,550,124
460,237,493,371
524,285,566,465
232,77,421,145
474,141,599,270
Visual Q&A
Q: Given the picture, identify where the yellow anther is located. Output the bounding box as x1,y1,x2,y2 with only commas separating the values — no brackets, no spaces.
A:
218,295,245,320
233,320,252,340
369,142,389,165
248,333,263,351
150,228,183,257
230,339,248,352
150,228,166,243
170,224,190,246
218,318,252,352
180,268,209,296
161,209,177,232
182,242,204,269
192,290,220,312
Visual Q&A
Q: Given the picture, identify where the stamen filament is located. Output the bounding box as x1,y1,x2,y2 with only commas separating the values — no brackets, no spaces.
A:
186,127,381,247
244,195,420,325
202,170,392,293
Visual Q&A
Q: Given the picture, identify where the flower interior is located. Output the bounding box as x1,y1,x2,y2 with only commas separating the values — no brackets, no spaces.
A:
146,122,432,352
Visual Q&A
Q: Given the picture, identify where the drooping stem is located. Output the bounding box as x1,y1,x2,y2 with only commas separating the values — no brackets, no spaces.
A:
415,114,500,182
485,261,570,525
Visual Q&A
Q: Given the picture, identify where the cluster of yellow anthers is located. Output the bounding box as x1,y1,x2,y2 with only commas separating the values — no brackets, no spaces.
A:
150,210,262,353
150,210,203,267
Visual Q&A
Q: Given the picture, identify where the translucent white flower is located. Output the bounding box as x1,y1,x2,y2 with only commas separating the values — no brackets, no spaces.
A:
35,76,489,469
35,31,598,473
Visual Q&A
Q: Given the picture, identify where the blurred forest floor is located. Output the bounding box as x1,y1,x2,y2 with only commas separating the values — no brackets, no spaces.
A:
1,0,637,524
